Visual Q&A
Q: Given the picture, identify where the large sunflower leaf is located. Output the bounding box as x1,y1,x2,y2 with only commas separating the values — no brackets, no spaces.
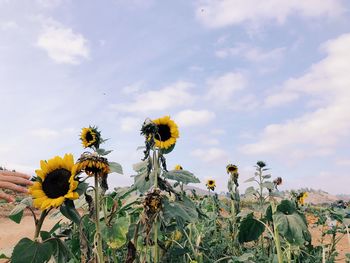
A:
238,213,265,243
162,196,198,226
109,161,123,174
132,170,155,193
273,211,311,246
101,216,130,249
11,238,54,263
163,170,200,185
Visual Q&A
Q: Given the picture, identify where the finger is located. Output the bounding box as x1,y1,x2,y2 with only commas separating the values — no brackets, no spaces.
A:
0,191,15,202
0,181,29,193
0,174,33,186
0,170,31,179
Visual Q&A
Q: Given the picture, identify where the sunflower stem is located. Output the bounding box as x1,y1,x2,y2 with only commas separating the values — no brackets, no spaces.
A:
94,174,104,263
271,200,283,263
153,149,159,263
34,210,48,240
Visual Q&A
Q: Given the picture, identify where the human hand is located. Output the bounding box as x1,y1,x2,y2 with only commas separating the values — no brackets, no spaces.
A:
0,171,33,202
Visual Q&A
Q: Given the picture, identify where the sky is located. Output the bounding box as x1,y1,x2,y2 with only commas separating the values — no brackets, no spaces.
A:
0,0,350,194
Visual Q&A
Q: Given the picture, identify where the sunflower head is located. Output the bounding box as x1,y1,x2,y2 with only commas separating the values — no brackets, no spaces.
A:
256,161,266,168
297,192,308,206
152,116,179,153
29,154,79,211
226,164,238,174
143,188,163,215
273,177,282,186
76,152,110,177
206,179,216,191
80,126,102,149
174,164,183,170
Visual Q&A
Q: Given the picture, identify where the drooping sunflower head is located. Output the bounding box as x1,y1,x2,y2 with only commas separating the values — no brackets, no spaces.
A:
80,126,102,149
206,179,216,191
29,154,79,211
174,164,183,170
152,116,179,152
226,164,238,174
273,177,283,186
76,152,110,177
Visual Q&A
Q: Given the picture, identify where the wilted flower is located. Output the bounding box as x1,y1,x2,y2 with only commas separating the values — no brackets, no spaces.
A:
76,152,110,177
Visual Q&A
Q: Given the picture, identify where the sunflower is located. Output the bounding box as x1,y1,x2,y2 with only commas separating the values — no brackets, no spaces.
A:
29,154,79,211
152,116,179,151
174,164,183,170
206,179,216,191
80,126,101,149
297,192,308,206
226,164,238,174
76,153,110,176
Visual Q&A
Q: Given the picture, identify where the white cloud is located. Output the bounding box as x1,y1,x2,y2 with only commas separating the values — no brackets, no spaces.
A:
0,21,18,31
111,81,195,113
175,109,215,127
121,81,143,95
242,33,350,157
196,0,345,28
206,72,246,103
37,19,89,64
216,44,286,63
120,117,142,132
30,127,76,140
335,158,350,166
191,147,229,162
36,0,63,9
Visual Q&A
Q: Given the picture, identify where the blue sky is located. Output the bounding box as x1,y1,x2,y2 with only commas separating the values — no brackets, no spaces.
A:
1,0,350,194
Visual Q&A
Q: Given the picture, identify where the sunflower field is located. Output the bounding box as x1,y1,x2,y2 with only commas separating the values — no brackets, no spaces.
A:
1,116,350,263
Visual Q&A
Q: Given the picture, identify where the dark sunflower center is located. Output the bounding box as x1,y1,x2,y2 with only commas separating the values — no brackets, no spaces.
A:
228,167,236,172
155,124,171,142
86,131,94,142
42,168,71,198
209,180,214,185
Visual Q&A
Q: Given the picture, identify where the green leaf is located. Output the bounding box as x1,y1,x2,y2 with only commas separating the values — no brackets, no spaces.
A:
162,196,198,226
244,186,257,196
109,161,123,174
262,181,275,190
273,211,311,246
238,213,265,243
244,177,256,183
8,197,32,224
96,148,113,156
47,238,70,263
163,170,200,185
60,200,81,225
132,160,148,173
12,238,54,263
101,217,130,249
262,175,271,179
0,253,9,259
76,182,89,196
132,169,154,193
40,231,51,241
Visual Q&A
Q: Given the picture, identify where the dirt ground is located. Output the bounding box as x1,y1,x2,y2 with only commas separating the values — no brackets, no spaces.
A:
0,214,349,262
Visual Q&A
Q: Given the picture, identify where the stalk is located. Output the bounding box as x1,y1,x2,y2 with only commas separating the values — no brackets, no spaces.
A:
153,149,159,263
34,210,49,240
271,202,283,263
94,174,104,263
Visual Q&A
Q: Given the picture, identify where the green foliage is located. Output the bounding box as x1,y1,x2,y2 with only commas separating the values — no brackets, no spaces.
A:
12,238,54,263
238,213,265,243
163,170,200,185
